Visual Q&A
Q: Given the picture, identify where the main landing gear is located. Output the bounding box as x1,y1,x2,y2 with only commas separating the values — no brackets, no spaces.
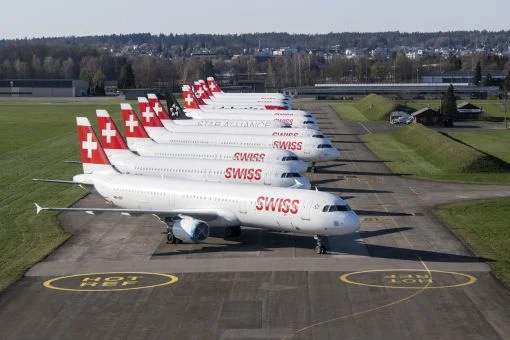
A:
314,235,328,254
224,226,242,238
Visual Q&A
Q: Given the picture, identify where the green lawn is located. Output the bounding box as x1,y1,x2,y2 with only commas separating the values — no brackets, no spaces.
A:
331,103,369,121
448,131,510,164
362,124,510,184
435,199,510,287
0,98,130,291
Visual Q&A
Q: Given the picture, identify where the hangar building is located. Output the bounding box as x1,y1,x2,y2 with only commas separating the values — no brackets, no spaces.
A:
0,79,89,97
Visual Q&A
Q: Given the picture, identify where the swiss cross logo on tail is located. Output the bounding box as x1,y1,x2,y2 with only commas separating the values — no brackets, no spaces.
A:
101,123,116,144
152,102,162,115
82,133,97,158
185,94,194,106
141,106,154,123
126,115,138,132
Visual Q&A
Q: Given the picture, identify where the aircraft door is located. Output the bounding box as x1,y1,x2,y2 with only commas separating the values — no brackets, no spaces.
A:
264,167,272,185
168,194,175,209
300,200,312,221
303,140,312,156
238,199,247,214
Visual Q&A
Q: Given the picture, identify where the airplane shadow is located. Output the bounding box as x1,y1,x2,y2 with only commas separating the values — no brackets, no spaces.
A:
335,159,388,163
152,227,491,263
311,178,345,185
318,187,393,194
355,210,415,217
320,133,360,136
318,170,410,177
315,163,347,170
331,140,365,144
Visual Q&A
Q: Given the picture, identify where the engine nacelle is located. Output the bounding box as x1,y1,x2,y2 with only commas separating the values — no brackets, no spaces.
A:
173,219,210,243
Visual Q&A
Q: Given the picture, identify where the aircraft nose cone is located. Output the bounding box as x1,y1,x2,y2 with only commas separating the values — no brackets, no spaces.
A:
293,160,308,174
344,211,361,233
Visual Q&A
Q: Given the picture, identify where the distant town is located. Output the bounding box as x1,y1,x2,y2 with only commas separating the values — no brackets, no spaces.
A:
0,31,509,95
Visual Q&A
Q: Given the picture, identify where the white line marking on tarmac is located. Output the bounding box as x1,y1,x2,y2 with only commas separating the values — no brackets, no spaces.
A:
358,122,372,134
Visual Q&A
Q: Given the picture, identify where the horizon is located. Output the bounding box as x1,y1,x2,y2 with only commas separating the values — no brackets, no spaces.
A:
2,0,510,40
3,29,510,42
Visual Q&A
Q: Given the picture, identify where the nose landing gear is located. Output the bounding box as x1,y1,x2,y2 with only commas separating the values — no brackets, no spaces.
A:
310,162,317,173
314,235,328,254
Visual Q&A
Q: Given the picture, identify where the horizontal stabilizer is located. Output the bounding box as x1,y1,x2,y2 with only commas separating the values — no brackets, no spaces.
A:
32,178,89,185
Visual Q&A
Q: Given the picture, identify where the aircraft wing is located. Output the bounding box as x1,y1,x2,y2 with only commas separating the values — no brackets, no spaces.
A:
34,204,220,221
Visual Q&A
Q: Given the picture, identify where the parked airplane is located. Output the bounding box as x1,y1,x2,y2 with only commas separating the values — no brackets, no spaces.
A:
147,94,289,128
166,93,318,130
183,85,310,118
118,109,308,173
192,81,290,110
181,87,320,129
139,97,325,138
123,104,339,169
206,77,288,101
95,112,310,188
35,120,360,254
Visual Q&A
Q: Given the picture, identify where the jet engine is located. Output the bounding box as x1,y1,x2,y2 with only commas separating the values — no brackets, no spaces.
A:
172,219,210,243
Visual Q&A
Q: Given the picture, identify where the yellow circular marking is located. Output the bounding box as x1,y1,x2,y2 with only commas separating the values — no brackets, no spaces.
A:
340,269,476,289
43,272,178,292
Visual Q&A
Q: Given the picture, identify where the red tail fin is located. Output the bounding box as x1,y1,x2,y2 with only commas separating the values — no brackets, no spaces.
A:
95,110,128,150
76,117,111,165
182,85,201,109
120,103,150,138
199,79,213,97
193,81,210,99
207,77,220,93
147,93,171,120
137,97,165,127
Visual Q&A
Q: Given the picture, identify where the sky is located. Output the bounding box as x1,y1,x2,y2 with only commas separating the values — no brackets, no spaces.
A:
2,0,510,39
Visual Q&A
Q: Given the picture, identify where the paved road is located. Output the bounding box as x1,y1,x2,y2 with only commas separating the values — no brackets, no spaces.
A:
1,103,509,339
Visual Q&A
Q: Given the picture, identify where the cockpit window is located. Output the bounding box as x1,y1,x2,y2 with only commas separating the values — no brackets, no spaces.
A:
304,114,312,117
282,156,299,161
303,121,314,124
317,144,333,149
312,134,325,138
282,125,291,128
323,205,351,212
281,172,301,178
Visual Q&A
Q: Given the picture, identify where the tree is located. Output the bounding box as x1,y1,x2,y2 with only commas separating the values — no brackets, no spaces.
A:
118,62,135,89
502,72,510,129
474,61,482,86
441,84,457,126
92,69,106,95
202,60,215,79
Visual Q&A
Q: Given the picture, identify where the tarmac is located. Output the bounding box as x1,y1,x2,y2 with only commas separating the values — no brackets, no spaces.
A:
1,102,510,339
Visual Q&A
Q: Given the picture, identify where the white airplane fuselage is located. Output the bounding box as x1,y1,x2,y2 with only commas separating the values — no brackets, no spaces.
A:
183,109,319,129
143,127,340,163
161,119,324,138
106,150,311,189
171,119,287,128
76,173,360,236
125,138,308,173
